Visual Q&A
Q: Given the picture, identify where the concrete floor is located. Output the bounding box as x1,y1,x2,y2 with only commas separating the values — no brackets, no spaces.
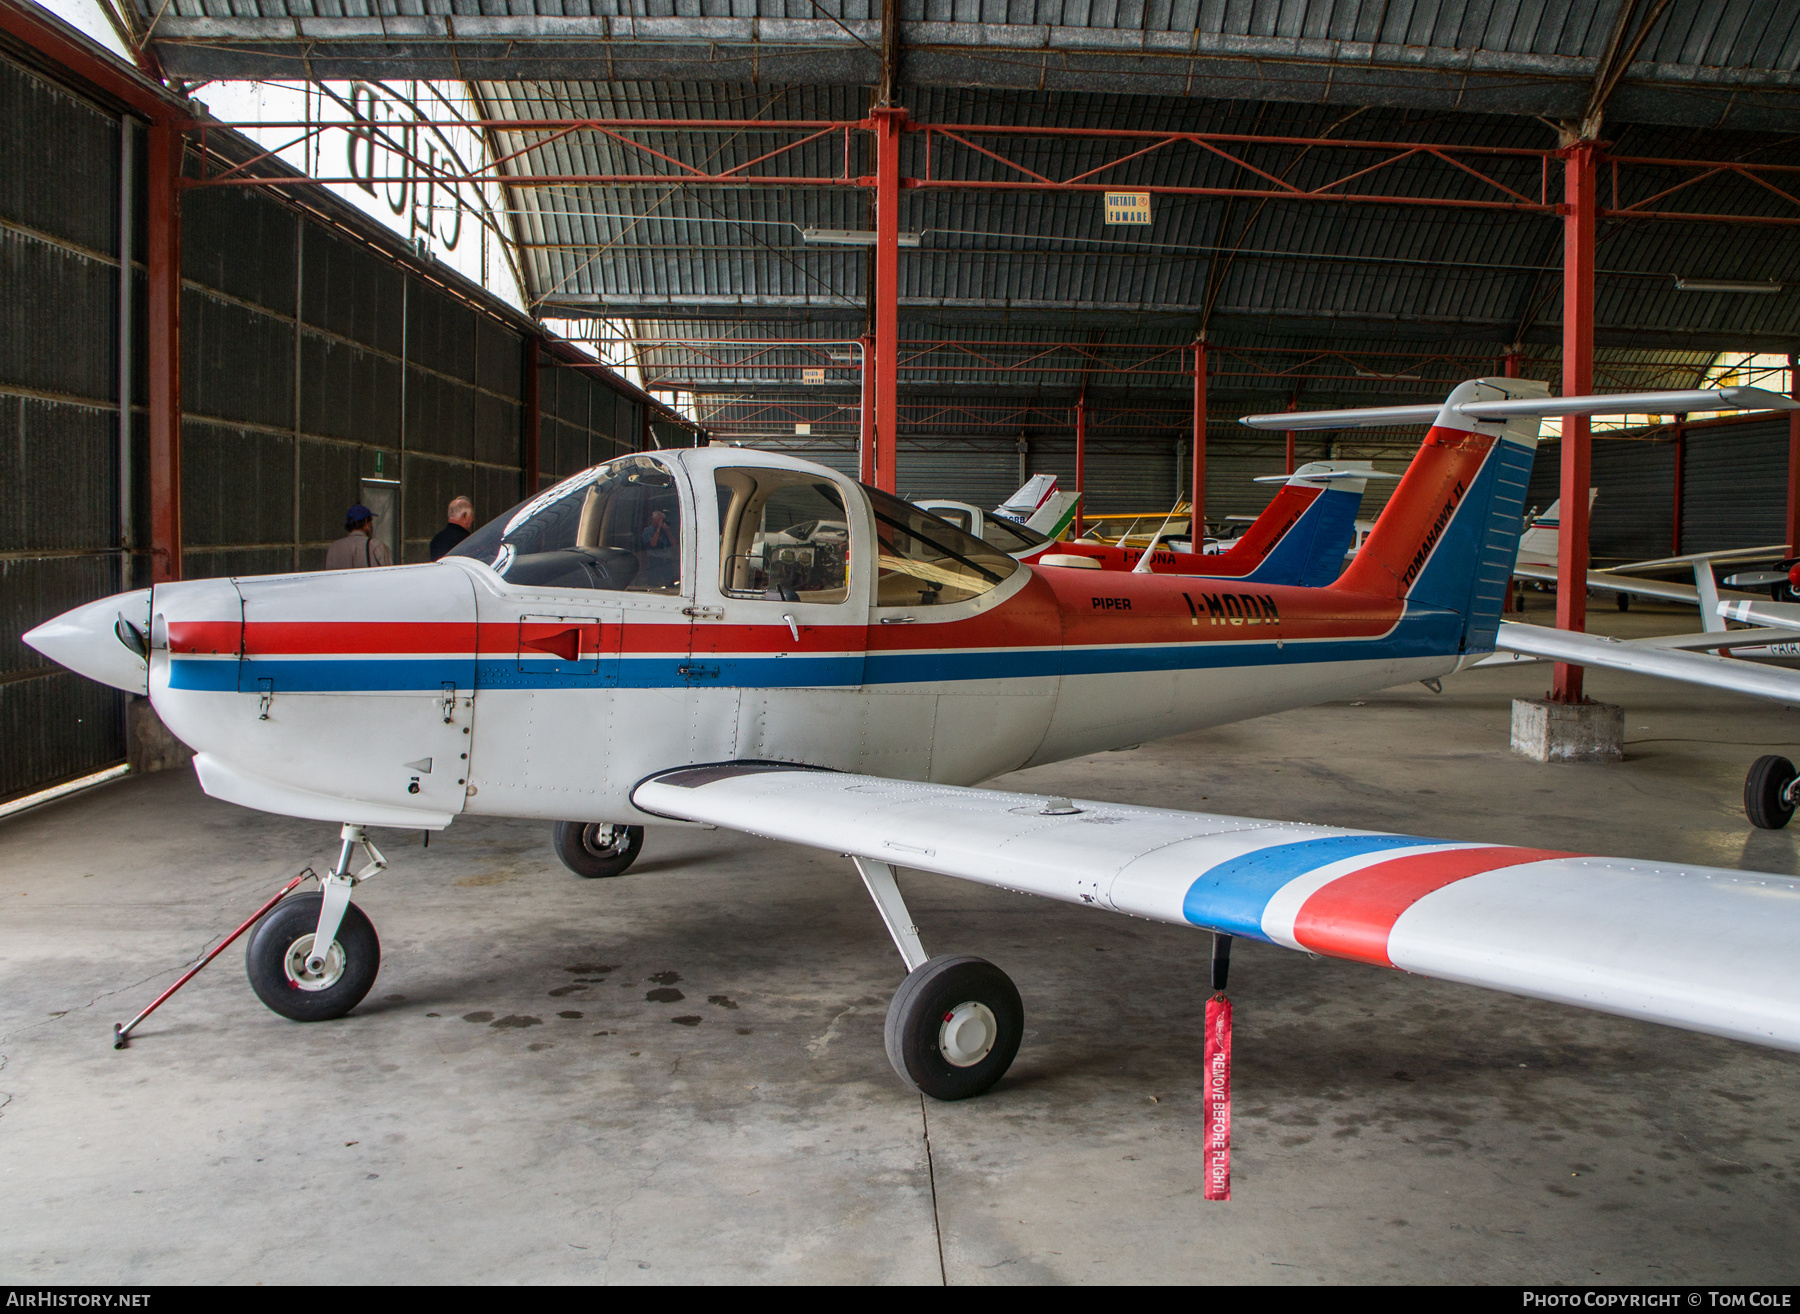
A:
4,596,1800,1284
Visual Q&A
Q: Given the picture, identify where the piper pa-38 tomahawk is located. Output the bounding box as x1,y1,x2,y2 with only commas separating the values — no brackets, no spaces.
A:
24,378,1800,1101
1036,461,1386,583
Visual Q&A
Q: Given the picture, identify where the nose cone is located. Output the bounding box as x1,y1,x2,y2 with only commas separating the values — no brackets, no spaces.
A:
24,588,153,695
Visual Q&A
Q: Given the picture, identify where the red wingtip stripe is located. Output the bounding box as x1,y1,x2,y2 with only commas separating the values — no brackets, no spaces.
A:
1293,846,1578,967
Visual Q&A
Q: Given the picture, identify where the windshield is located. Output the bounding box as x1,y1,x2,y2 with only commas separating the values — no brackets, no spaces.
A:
864,485,1019,606
448,455,683,593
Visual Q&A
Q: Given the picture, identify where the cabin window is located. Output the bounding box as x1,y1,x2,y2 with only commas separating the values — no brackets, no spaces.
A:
932,507,973,533
715,469,852,603
865,486,1019,607
448,455,683,593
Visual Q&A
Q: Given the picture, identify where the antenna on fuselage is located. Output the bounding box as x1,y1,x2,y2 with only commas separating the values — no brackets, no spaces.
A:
1132,500,1186,574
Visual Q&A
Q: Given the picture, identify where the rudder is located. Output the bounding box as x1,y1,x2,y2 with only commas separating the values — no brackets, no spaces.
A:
1334,377,1548,653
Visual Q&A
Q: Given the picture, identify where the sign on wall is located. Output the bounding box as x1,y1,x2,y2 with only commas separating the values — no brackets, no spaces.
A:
1104,191,1152,225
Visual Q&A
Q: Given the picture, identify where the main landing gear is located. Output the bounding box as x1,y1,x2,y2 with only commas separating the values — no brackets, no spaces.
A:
552,821,645,879
1745,755,1799,830
246,824,386,1021
854,857,1024,1100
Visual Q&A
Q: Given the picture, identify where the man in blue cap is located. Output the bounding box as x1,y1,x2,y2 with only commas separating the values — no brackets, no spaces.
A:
324,504,393,570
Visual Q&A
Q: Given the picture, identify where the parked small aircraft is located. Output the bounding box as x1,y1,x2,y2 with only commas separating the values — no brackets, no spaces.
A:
915,475,1082,551
1038,461,1383,584
24,379,1800,1101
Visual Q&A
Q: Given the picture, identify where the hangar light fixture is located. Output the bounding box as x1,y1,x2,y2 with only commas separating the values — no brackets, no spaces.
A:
803,228,922,247
1674,277,1784,294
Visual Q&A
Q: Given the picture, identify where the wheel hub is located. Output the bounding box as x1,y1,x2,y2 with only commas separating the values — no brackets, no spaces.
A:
284,934,346,991
582,824,627,859
938,1001,998,1067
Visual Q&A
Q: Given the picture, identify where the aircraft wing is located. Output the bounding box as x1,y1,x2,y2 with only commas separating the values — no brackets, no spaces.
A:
1720,598,1800,629
634,764,1800,1052
1493,621,1800,704
1473,625,1800,665
1512,561,1759,607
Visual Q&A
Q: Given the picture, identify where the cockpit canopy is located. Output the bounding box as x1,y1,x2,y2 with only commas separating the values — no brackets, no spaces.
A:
451,451,1020,608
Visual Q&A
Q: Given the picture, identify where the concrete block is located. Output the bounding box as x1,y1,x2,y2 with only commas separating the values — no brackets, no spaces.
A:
128,696,193,774
1510,697,1623,763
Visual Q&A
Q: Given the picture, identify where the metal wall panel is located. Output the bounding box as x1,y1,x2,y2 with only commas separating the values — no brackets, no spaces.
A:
1681,417,1790,555
1591,440,1676,562
0,55,118,255
1524,427,1764,563
1,227,116,401
0,56,127,801
896,443,1021,507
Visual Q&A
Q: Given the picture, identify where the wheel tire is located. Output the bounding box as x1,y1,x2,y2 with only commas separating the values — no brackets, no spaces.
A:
245,892,380,1022
884,955,1023,1101
1616,591,1630,611
553,821,644,879
1745,755,1798,830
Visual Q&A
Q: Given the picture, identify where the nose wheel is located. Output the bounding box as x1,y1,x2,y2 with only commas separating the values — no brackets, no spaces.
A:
553,821,645,878
246,892,381,1021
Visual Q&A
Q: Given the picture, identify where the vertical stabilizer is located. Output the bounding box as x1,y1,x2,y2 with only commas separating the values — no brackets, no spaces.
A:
1335,377,1549,653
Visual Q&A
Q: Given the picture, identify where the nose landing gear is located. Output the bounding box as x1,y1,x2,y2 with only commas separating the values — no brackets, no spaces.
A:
246,824,386,1021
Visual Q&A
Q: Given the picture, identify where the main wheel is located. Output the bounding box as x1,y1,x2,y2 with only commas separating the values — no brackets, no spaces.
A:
1616,591,1631,611
1745,755,1798,829
884,955,1023,1101
553,821,644,879
245,892,380,1022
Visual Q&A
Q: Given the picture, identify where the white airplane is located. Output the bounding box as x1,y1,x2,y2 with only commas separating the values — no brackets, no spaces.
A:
23,379,1800,1106
915,474,1081,551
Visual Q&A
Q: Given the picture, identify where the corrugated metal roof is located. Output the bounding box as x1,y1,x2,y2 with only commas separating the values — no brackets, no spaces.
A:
128,3,1800,438
141,1,1800,131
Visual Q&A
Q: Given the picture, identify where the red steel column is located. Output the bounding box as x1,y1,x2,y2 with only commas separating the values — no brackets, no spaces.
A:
522,335,541,496
1074,398,1087,538
1191,343,1207,537
1553,140,1597,704
858,334,875,484
1504,347,1521,378
1283,395,1297,474
871,108,905,492
1787,354,1800,554
147,118,182,584
1672,413,1686,556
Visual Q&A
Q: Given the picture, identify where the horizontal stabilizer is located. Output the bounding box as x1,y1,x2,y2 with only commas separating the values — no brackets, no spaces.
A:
1243,385,1800,432
633,764,1800,1054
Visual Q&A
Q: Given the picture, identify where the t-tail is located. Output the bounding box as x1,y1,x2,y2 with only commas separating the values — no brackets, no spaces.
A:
1230,461,1393,587
1247,377,1551,656
1247,382,1798,656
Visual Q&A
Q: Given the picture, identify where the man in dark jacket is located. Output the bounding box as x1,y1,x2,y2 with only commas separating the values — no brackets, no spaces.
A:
429,496,475,561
